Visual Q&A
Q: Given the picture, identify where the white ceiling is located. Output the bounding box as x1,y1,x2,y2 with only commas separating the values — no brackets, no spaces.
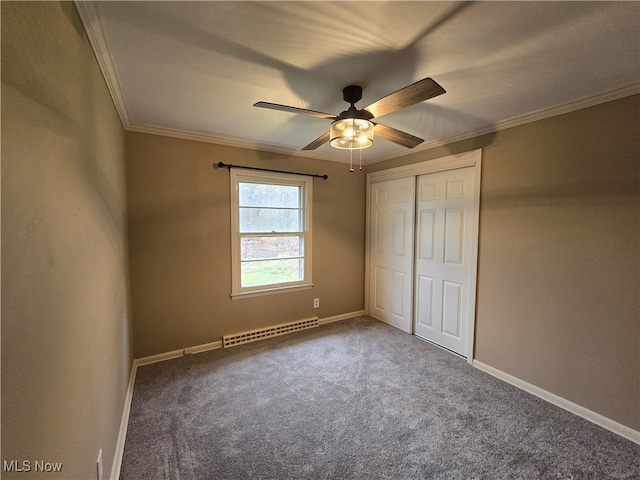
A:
77,1,640,164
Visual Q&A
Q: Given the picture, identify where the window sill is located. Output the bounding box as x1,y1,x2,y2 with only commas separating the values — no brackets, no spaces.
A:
231,283,313,300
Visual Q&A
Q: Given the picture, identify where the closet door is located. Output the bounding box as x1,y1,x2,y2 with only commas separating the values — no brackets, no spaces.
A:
414,167,476,356
369,177,415,333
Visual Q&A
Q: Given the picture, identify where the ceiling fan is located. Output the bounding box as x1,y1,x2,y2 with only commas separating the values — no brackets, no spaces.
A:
254,77,445,151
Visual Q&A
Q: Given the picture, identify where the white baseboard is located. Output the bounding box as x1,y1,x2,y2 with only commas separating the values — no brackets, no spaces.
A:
109,362,137,480
183,340,223,355
472,360,640,445
134,348,185,367
135,341,224,367
319,310,366,325
134,311,365,367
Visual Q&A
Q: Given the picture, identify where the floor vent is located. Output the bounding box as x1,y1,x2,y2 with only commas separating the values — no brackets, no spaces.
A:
223,317,319,348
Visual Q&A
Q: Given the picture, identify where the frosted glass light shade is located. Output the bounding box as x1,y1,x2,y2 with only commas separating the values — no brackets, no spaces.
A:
329,118,374,149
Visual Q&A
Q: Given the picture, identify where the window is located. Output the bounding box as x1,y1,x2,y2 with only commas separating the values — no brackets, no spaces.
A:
230,169,312,298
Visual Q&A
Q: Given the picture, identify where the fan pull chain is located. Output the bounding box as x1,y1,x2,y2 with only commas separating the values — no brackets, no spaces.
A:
359,148,363,170
349,118,355,173
349,147,354,172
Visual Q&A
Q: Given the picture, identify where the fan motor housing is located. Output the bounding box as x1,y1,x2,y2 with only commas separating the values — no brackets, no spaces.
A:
341,85,374,120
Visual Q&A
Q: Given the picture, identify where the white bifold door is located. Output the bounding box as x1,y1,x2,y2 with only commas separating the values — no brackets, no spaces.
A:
369,177,415,334
414,167,476,356
369,165,477,357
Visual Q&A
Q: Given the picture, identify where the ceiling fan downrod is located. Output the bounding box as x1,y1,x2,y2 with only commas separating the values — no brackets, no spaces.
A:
339,85,374,121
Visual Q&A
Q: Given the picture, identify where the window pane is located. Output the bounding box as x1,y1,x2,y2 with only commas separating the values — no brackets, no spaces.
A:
239,207,301,233
241,258,303,287
231,171,312,296
241,236,302,261
239,182,300,208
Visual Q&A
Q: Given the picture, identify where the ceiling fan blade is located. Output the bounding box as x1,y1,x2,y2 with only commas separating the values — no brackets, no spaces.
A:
302,132,330,150
254,101,337,120
364,78,445,119
374,123,424,148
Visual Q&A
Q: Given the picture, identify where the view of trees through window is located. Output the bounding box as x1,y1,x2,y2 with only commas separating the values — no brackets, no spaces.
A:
238,182,304,287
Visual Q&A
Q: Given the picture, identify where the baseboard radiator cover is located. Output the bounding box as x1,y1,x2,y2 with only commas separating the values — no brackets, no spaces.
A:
223,317,319,348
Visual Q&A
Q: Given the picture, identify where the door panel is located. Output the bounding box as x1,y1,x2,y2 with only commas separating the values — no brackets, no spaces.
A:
374,267,386,310
416,275,434,329
369,177,415,333
442,280,462,338
392,212,407,256
375,211,388,254
418,210,435,260
414,167,475,355
391,270,406,317
444,209,465,264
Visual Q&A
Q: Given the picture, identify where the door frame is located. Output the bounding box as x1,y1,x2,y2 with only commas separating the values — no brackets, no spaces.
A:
365,149,482,363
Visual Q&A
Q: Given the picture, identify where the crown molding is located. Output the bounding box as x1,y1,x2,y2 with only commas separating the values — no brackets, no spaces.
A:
74,1,131,128
76,0,638,165
126,122,340,162
129,84,640,165
372,83,640,165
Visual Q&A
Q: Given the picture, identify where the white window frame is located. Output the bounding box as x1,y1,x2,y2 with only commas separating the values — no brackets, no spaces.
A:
230,169,313,299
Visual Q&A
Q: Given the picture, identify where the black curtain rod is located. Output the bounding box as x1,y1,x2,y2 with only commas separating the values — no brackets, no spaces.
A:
215,162,328,180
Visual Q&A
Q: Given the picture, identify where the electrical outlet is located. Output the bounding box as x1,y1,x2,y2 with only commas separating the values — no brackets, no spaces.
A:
97,449,103,480
313,298,319,308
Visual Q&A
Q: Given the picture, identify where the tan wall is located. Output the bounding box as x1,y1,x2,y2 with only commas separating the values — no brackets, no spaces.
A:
1,3,131,479
367,94,640,431
126,133,366,358
2,4,636,474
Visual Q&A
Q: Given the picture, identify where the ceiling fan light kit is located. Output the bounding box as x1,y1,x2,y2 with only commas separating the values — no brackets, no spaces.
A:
329,118,374,149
